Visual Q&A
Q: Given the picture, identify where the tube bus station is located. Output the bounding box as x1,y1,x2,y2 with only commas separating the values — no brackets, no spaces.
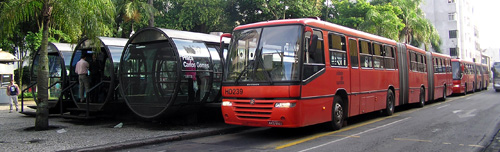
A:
22,28,229,120
119,28,228,119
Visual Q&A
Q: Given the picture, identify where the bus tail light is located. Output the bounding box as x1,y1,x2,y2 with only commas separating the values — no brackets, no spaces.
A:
222,101,232,106
275,103,296,108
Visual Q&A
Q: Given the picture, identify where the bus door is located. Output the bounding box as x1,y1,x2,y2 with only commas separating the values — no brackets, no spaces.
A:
347,38,360,116
397,43,409,105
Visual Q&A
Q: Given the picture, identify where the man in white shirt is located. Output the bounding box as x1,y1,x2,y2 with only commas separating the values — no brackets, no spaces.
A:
75,55,90,102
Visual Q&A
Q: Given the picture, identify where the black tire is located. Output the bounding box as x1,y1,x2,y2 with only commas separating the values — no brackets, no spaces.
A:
496,89,500,92
472,83,476,93
383,89,395,116
326,95,344,130
464,85,467,95
418,88,425,108
442,86,447,101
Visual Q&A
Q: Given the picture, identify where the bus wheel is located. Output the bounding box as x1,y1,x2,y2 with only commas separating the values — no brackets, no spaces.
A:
464,85,467,95
383,89,395,116
442,86,447,101
472,83,476,93
326,95,344,130
418,88,425,108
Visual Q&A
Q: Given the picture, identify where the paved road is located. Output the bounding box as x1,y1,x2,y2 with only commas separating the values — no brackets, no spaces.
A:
119,89,500,152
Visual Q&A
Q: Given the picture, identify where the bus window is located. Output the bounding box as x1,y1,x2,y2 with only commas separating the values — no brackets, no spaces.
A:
373,43,383,69
349,39,359,68
328,33,347,66
384,46,395,69
423,55,427,72
359,40,372,68
303,29,325,80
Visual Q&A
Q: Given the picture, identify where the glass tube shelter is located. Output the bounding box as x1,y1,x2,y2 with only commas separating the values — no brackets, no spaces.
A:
119,28,229,119
30,42,74,111
68,37,128,110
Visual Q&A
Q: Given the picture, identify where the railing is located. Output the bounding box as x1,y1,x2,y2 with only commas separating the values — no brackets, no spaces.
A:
83,81,110,117
59,81,77,115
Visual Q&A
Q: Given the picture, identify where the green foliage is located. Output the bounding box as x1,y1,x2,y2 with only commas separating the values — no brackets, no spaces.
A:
20,92,36,98
230,0,324,26
327,0,371,29
327,0,441,51
14,66,31,87
156,0,231,33
114,0,155,37
327,0,403,40
361,2,404,40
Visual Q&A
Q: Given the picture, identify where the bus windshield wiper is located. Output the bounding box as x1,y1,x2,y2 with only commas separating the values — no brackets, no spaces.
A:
234,61,254,85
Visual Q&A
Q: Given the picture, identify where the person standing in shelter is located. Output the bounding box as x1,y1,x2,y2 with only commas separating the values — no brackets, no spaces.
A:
6,80,20,113
75,55,90,102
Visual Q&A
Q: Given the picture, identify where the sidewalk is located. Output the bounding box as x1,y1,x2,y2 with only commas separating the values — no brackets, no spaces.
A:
0,103,245,152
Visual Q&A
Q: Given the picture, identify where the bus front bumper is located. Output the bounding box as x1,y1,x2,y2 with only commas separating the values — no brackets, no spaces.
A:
221,99,302,128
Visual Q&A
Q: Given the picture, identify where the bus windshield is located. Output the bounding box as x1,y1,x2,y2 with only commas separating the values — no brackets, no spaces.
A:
225,25,302,83
452,61,461,80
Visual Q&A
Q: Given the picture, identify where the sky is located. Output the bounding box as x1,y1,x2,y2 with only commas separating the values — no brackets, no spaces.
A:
475,0,500,49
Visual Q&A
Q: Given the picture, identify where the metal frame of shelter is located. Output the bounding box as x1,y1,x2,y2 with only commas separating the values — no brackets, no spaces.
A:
118,28,229,119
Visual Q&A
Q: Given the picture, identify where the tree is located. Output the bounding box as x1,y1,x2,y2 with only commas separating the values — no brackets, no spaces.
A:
0,0,115,130
114,0,156,37
230,0,324,26
360,3,404,40
327,0,403,40
157,0,231,33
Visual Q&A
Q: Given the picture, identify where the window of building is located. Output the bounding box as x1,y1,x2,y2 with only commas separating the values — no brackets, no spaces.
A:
449,30,458,38
448,13,456,20
448,0,455,3
450,48,457,56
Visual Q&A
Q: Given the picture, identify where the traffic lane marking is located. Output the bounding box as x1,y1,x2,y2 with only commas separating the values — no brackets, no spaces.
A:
274,92,474,150
274,114,401,149
393,138,485,148
394,138,432,142
297,117,411,152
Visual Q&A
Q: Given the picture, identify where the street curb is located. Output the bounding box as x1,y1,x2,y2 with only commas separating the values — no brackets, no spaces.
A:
58,126,250,152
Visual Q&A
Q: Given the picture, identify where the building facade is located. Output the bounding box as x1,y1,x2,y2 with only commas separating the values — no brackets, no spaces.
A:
421,0,480,62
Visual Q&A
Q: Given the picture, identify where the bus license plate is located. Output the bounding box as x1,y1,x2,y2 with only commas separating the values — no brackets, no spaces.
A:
268,121,283,126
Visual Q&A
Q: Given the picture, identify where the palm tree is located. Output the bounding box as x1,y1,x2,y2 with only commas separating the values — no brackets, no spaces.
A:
0,0,115,130
114,0,155,37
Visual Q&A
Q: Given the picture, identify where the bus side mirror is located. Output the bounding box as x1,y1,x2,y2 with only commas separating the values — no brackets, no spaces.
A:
220,33,232,43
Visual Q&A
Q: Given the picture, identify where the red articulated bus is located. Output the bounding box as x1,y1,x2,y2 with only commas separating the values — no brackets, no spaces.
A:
220,18,451,129
481,63,490,90
451,59,477,94
428,53,453,101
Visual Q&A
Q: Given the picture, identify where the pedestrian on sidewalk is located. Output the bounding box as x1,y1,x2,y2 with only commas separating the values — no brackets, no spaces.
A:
6,80,19,113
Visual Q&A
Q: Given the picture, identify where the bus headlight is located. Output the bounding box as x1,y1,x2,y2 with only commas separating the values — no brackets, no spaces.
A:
275,103,296,108
453,84,460,88
222,101,232,106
